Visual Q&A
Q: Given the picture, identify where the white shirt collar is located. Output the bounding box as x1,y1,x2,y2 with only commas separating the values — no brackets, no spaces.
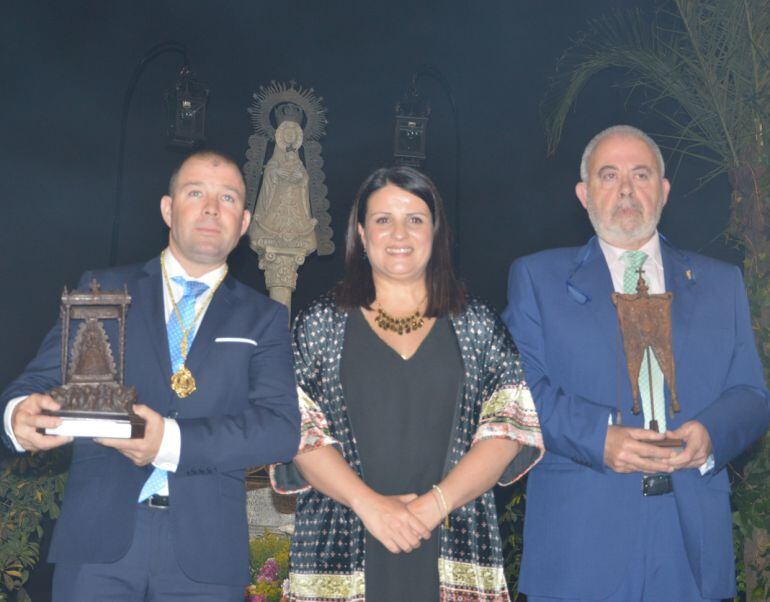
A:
162,248,227,290
597,231,663,272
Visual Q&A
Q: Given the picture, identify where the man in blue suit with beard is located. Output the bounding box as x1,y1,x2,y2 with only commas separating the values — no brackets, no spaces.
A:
503,125,770,601
2,150,300,601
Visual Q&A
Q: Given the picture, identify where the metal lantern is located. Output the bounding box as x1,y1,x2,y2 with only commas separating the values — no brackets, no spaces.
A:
393,85,431,167
166,66,209,148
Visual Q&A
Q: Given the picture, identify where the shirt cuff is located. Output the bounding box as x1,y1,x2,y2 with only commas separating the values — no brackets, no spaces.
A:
698,453,715,476
3,396,28,452
152,418,181,472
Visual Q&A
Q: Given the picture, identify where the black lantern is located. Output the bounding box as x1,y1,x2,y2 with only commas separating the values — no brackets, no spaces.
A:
393,84,430,167
166,66,209,148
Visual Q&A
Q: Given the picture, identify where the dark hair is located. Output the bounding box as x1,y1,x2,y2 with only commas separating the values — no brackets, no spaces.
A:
334,166,466,317
167,149,245,199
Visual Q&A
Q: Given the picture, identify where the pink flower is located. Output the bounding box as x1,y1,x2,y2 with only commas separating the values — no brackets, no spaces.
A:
258,558,279,582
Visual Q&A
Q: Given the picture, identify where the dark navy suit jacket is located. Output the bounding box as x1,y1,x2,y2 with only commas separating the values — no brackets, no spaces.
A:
1,257,300,586
502,236,770,600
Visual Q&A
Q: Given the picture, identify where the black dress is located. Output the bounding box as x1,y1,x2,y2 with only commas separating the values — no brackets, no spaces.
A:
341,309,462,602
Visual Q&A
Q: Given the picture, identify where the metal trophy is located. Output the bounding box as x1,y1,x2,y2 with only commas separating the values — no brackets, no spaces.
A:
40,279,145,438
611,267,682,447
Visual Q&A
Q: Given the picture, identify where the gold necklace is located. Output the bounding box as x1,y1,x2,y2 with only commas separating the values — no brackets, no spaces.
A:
374,302,425,335
161,250,228,398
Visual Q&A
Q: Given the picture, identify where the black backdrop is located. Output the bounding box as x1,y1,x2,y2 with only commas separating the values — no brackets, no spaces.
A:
1,0,737,396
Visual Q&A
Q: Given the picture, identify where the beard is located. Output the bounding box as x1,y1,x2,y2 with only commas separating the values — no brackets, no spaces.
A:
586,194,664,247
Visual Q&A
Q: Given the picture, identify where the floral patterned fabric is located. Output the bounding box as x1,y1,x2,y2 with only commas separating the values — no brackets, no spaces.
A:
271,296,543,601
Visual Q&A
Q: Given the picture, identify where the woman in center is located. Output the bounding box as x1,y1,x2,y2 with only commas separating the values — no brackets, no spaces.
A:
272,166,543,601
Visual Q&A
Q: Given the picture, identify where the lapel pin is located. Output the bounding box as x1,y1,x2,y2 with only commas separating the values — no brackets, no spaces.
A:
685,269,692,281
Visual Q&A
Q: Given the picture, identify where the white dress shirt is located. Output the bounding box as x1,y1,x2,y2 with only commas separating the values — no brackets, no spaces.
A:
597,231,665,297
3,249,228,490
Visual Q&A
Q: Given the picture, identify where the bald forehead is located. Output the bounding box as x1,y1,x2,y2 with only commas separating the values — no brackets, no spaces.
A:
169,153,246,198
181,154,234,173
588,134,661,173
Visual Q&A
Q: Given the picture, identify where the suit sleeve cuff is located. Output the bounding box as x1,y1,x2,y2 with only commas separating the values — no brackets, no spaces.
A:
3,396,28,452
152,418,180,472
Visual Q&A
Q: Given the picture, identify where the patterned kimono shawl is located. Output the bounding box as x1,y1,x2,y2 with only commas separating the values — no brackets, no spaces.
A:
272,296,543,601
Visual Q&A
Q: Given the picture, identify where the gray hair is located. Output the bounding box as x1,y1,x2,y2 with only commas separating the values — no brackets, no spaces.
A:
580,125,665,182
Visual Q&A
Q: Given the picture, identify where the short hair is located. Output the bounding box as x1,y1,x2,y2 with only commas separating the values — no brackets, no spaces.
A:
580,125,665,182
167,149,245,198
334,166,466,317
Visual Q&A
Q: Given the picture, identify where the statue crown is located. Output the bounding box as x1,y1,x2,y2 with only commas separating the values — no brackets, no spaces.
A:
275,102,304,126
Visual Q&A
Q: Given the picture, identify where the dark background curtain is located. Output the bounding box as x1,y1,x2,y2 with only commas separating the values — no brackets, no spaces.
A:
1,0,736,400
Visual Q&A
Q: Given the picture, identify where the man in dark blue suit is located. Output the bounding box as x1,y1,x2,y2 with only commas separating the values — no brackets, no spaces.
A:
2,150,300,601
503,125,770,601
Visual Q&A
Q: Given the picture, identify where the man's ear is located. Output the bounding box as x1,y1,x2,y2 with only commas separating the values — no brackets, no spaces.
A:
160,195,173,228
575,182,589,210
240,209,251,236
661,178,671,208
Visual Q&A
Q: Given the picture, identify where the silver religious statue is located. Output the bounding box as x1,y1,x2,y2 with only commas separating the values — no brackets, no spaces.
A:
245,80,333,312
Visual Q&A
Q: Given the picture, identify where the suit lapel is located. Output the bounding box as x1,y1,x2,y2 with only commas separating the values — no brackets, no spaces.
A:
184,275,237,378
134,257,173,384
567,237,620,353
569,237,654,418
662,239,696,366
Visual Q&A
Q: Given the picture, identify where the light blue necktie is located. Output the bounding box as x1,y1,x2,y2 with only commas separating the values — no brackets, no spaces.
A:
138,277,209,503
621,250,667,432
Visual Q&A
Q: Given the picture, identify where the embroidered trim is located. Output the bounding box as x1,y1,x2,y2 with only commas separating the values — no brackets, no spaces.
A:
440,587,510,601
288,571,365,600
472,384,544,485
270,386,342,495
474,384,542,440
438,558,509,599
297,387,340,453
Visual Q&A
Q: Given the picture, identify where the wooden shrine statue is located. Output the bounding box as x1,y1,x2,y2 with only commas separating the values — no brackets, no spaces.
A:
43,279,144,438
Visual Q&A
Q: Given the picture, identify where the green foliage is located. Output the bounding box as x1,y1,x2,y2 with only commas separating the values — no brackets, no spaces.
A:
540,1,770,597
0,449,68,600
248,530,290,576
499,480,526,601
733,439,770,601
247,530,290,602
544,0,770,176
247,578,283,601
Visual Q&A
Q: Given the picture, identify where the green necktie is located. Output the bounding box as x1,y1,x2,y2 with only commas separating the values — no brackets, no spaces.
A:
621,250,667,432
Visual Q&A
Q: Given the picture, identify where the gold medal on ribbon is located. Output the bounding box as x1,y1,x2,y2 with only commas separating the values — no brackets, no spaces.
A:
161,250,228,399
170,366,197,398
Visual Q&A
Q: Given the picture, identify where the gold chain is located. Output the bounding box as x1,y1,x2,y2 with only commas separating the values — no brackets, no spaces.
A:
161,249,228,397
374,301,425,335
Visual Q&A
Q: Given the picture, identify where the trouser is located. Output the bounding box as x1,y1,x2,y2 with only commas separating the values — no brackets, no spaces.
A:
526,494,722,602
52,504,244,602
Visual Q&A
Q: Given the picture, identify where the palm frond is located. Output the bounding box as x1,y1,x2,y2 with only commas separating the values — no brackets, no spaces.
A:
543,0,770,174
